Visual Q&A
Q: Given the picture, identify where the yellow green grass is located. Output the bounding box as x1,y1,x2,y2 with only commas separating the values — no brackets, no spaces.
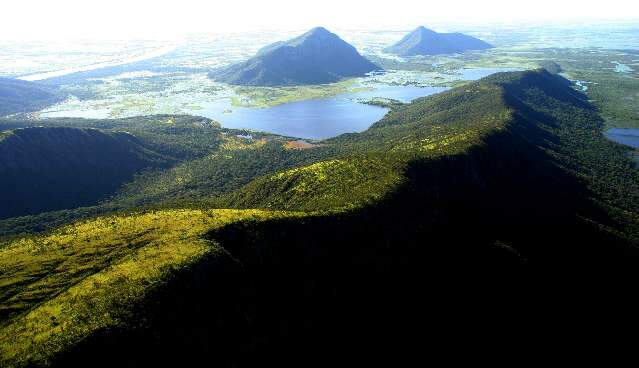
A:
0,209,297,367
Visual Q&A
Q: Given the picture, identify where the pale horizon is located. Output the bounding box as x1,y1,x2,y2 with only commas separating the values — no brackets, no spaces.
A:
2,0,638,41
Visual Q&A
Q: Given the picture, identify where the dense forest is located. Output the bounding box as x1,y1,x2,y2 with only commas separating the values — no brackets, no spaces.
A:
1,70,638,367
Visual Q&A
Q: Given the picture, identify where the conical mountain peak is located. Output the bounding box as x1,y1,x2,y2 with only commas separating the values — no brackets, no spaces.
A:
211,27,380,86
385,26,493,56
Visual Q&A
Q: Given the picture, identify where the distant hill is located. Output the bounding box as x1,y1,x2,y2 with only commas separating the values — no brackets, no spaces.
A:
0,77,63,116
210,27,380,86
538,60,562,74
384,26,493,56
0,127,170,219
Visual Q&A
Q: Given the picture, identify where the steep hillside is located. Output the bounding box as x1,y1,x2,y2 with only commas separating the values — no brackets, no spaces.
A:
0,78,63,116
210,27,379,86
0,127,170,219
385,26,493,56
0,209,298,367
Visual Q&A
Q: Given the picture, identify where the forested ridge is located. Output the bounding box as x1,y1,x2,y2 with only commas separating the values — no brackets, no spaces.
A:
1,70,638,367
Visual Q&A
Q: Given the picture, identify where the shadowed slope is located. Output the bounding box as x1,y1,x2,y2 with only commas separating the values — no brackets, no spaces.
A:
0,127,170,219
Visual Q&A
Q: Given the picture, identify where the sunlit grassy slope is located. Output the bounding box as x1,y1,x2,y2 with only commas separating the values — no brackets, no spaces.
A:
0,209,296,367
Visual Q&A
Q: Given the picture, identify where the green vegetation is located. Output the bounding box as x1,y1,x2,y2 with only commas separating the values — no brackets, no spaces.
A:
359,97,405,109
1,70,639,366
219,80,511,211
555,49,639,128
0,115,225,160
109,138,326,210
0,115,320,235
220,156,405,211
373,46,638,130
0,209,297,367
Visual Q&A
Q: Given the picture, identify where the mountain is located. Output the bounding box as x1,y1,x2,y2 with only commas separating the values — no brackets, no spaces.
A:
210,27,380,86
1,70,639,367
0,77,63,116
385,26,494,56
0,127,170,219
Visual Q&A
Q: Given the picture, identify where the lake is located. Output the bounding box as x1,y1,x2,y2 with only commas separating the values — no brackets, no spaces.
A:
199,86,448,140
605,128,639,149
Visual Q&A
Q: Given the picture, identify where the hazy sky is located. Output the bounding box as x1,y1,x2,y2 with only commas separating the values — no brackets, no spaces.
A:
3,0,638,40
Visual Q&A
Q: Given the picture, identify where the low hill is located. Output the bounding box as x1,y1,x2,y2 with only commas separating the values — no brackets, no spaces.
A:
0,127,170,219
210,27,380,86
0,78,63,116
384,26,493,56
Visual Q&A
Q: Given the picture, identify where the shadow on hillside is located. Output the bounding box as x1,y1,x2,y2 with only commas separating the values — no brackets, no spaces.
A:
51,106,637,367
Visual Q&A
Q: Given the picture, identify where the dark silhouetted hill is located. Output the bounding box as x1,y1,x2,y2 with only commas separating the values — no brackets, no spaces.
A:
211,27,379,86
385,26,493,56
0,77,63,116
0,127,169,219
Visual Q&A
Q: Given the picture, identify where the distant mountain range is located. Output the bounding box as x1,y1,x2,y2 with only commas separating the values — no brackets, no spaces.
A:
0,77,63,116
210,27,380,86
385,26,493,56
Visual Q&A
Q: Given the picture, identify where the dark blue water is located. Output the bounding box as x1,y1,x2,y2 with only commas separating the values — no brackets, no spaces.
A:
201,97,389,140
202,86,447,140
605,128,639,148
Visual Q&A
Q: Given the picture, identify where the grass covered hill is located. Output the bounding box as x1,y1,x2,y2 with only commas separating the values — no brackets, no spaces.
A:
210,27,380,86
0,78,63,117
1,70,638,367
